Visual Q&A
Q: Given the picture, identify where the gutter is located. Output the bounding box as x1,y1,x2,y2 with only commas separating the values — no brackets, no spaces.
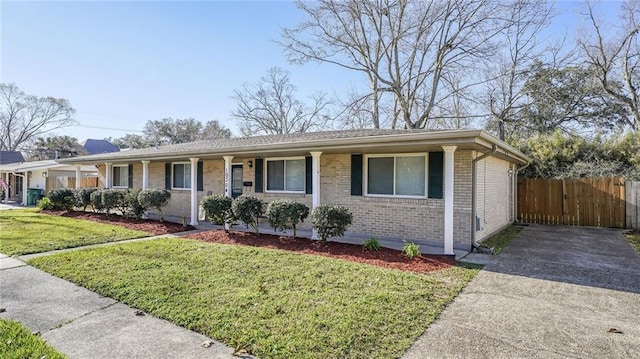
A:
471,145,497,251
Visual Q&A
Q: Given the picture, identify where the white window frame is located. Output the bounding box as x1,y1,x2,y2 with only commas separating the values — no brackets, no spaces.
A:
172,162,191,190
265,156,306,194
112,164,129,188
364,153,428,199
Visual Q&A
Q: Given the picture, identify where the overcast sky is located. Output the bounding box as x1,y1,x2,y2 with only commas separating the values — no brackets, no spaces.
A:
0,1,617,141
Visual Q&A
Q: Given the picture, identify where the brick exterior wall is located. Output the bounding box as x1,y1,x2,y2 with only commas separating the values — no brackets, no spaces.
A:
475,156,514,241
94,149,511,249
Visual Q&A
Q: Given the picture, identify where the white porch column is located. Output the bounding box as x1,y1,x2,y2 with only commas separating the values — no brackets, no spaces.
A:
310,151,322,240
141,160,150,190
223,156,233,198
105,162,112,188
189,158,199,226
75,165,82,189
223,156,233,230
22,172,28,206
442,146,457,255
1,172,6,203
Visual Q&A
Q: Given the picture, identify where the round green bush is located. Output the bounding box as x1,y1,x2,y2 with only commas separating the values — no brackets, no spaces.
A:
200,195,234,227
311,205,353,242
138,189,171,221
74,187,97,211
232,195,264,234
266,199,309,238
47,188,75,210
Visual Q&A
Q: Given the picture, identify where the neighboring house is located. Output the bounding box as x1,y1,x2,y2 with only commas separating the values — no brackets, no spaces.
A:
0,160,98,205
82,139,120,155
0,151,26,203
58,129,530,254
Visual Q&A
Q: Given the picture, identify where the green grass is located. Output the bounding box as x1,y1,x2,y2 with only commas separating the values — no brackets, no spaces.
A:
626,232,640,254
479,225,523,254
0,209,150,256
29,238,480,359
0,318,66,359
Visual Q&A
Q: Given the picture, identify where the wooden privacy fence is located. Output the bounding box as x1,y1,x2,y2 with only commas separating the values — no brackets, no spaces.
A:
517,177,627,228
47,176,98,190
628,181,640,230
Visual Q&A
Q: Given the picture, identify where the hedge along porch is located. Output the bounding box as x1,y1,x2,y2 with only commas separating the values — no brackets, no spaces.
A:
57,129,529,254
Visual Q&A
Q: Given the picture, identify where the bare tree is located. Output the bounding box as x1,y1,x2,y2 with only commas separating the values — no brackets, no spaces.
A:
484,0,555,139
280,0,518,129
579,0,640,132
0,83,75,151
232,67,332,136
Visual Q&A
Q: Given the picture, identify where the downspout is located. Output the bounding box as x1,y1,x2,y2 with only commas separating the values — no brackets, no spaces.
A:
471,145,497,250
513,161,530,223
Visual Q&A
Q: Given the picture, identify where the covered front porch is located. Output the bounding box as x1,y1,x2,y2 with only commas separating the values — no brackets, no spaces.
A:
100,146,460,255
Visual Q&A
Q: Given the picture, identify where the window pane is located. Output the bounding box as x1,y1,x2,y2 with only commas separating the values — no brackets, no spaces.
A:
173,164,184,188
113,167,121,187
367,157,394,195
184,164,192,189
396,156,425,196
267,160,284,191
285,159,305,191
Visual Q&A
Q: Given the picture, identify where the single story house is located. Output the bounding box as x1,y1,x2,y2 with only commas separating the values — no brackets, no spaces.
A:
0,160,99,205
0,151,26,203
57,129,530,254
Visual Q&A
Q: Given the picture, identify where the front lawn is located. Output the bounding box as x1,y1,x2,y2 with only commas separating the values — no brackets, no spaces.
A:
0,318,66,359
29,238,480,359
0,209,150,256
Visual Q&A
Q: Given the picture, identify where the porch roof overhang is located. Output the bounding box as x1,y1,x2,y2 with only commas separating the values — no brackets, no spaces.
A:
56,129,531,166
0,160,97,173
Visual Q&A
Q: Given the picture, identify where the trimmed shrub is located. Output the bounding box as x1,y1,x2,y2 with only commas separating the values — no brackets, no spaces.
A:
363,237,380,251
47,188,75,210
90,189,105,213
200,195,234,229
74,187,97,211
232,195,264,234
311,205,353,243
101,189,124,215
138,189,171,221
37,197,54,210
402,241,421,260
266,199,310,239
125,188,146,219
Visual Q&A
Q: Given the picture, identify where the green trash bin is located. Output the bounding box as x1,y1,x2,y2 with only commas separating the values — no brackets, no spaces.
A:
27,188,41,206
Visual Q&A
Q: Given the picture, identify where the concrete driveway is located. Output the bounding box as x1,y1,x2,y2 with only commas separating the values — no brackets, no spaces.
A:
403,224,640,359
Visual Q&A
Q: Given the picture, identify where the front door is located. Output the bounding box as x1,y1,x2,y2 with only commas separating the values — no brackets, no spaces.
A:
231,165,243,198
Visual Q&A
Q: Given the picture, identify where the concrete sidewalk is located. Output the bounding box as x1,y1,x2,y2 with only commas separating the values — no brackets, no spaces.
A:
0,252,249,359
403,224,640,359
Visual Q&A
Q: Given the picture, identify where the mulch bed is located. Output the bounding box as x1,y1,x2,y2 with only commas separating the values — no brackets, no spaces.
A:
184,230,455,274
40,210,194,235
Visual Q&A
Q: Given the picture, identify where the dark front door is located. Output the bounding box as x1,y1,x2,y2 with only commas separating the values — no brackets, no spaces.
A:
231,165,243,198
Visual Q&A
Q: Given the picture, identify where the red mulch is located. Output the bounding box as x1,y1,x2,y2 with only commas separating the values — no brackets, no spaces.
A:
40,210,194,235
184,230,455,274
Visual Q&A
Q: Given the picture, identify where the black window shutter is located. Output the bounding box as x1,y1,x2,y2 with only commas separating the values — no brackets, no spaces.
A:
428,152,444,199
127,164,133,188
351,154,363,196
305,156,313,194
165,163,171,190
197,161,203,191
254,158,263,193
